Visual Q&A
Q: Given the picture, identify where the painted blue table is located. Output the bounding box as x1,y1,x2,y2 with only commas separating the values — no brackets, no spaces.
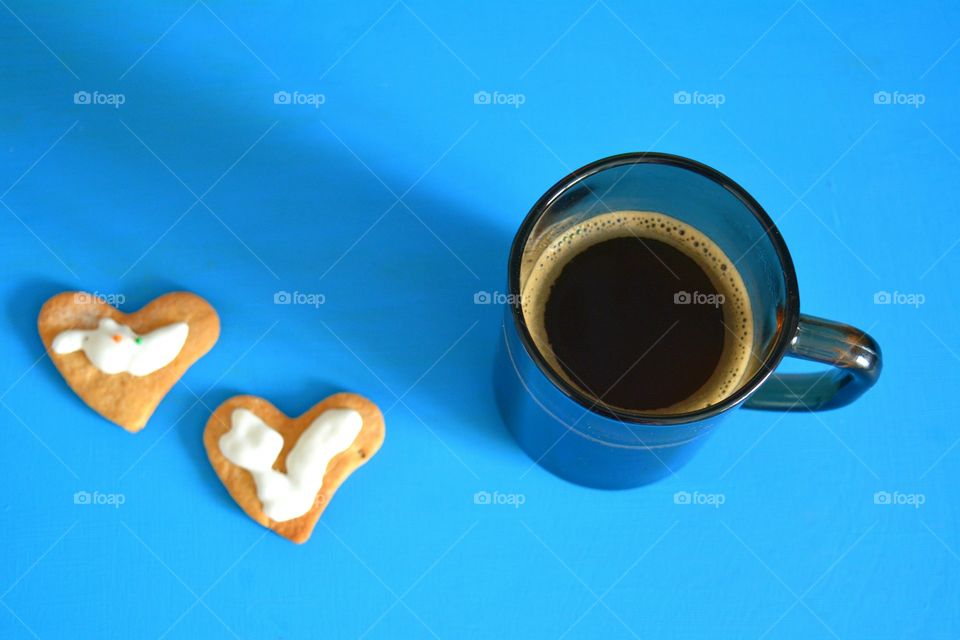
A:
1,2,958,638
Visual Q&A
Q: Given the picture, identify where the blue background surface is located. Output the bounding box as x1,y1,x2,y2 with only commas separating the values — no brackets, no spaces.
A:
1,2,958,638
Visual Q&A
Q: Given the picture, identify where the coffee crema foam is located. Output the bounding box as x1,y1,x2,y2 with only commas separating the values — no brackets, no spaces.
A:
521,210,754,415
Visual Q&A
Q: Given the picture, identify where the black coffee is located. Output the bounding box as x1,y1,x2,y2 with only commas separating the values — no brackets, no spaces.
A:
544,236,723,410
521,211,752,414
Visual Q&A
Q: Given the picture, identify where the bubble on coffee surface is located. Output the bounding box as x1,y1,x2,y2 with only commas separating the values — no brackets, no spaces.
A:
521,210,754,415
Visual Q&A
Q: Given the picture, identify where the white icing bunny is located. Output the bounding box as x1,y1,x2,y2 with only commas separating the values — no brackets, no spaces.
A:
52,317,189,376
219,408,362,522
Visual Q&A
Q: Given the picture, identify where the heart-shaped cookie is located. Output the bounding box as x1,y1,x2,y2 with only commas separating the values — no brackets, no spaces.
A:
204,393,385,544
38,291,220,433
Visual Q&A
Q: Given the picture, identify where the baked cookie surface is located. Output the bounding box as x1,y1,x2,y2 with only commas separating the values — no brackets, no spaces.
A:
204,393,385,544
38,291,220,433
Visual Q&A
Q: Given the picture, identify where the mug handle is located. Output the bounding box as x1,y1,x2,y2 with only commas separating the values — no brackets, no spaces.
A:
743,314,882,411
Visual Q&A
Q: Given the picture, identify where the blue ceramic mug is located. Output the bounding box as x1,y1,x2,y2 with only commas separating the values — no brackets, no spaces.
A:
494,153,882,489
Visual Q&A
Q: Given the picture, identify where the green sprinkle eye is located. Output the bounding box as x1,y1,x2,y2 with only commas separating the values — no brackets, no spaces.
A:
134,337,142,345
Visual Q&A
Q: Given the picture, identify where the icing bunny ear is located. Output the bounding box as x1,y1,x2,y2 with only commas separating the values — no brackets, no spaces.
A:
220,409,284,472
51,329,88,355
128,323,189,376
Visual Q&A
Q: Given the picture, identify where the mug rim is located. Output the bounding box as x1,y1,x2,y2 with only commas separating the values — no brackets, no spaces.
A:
507,151,801,426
